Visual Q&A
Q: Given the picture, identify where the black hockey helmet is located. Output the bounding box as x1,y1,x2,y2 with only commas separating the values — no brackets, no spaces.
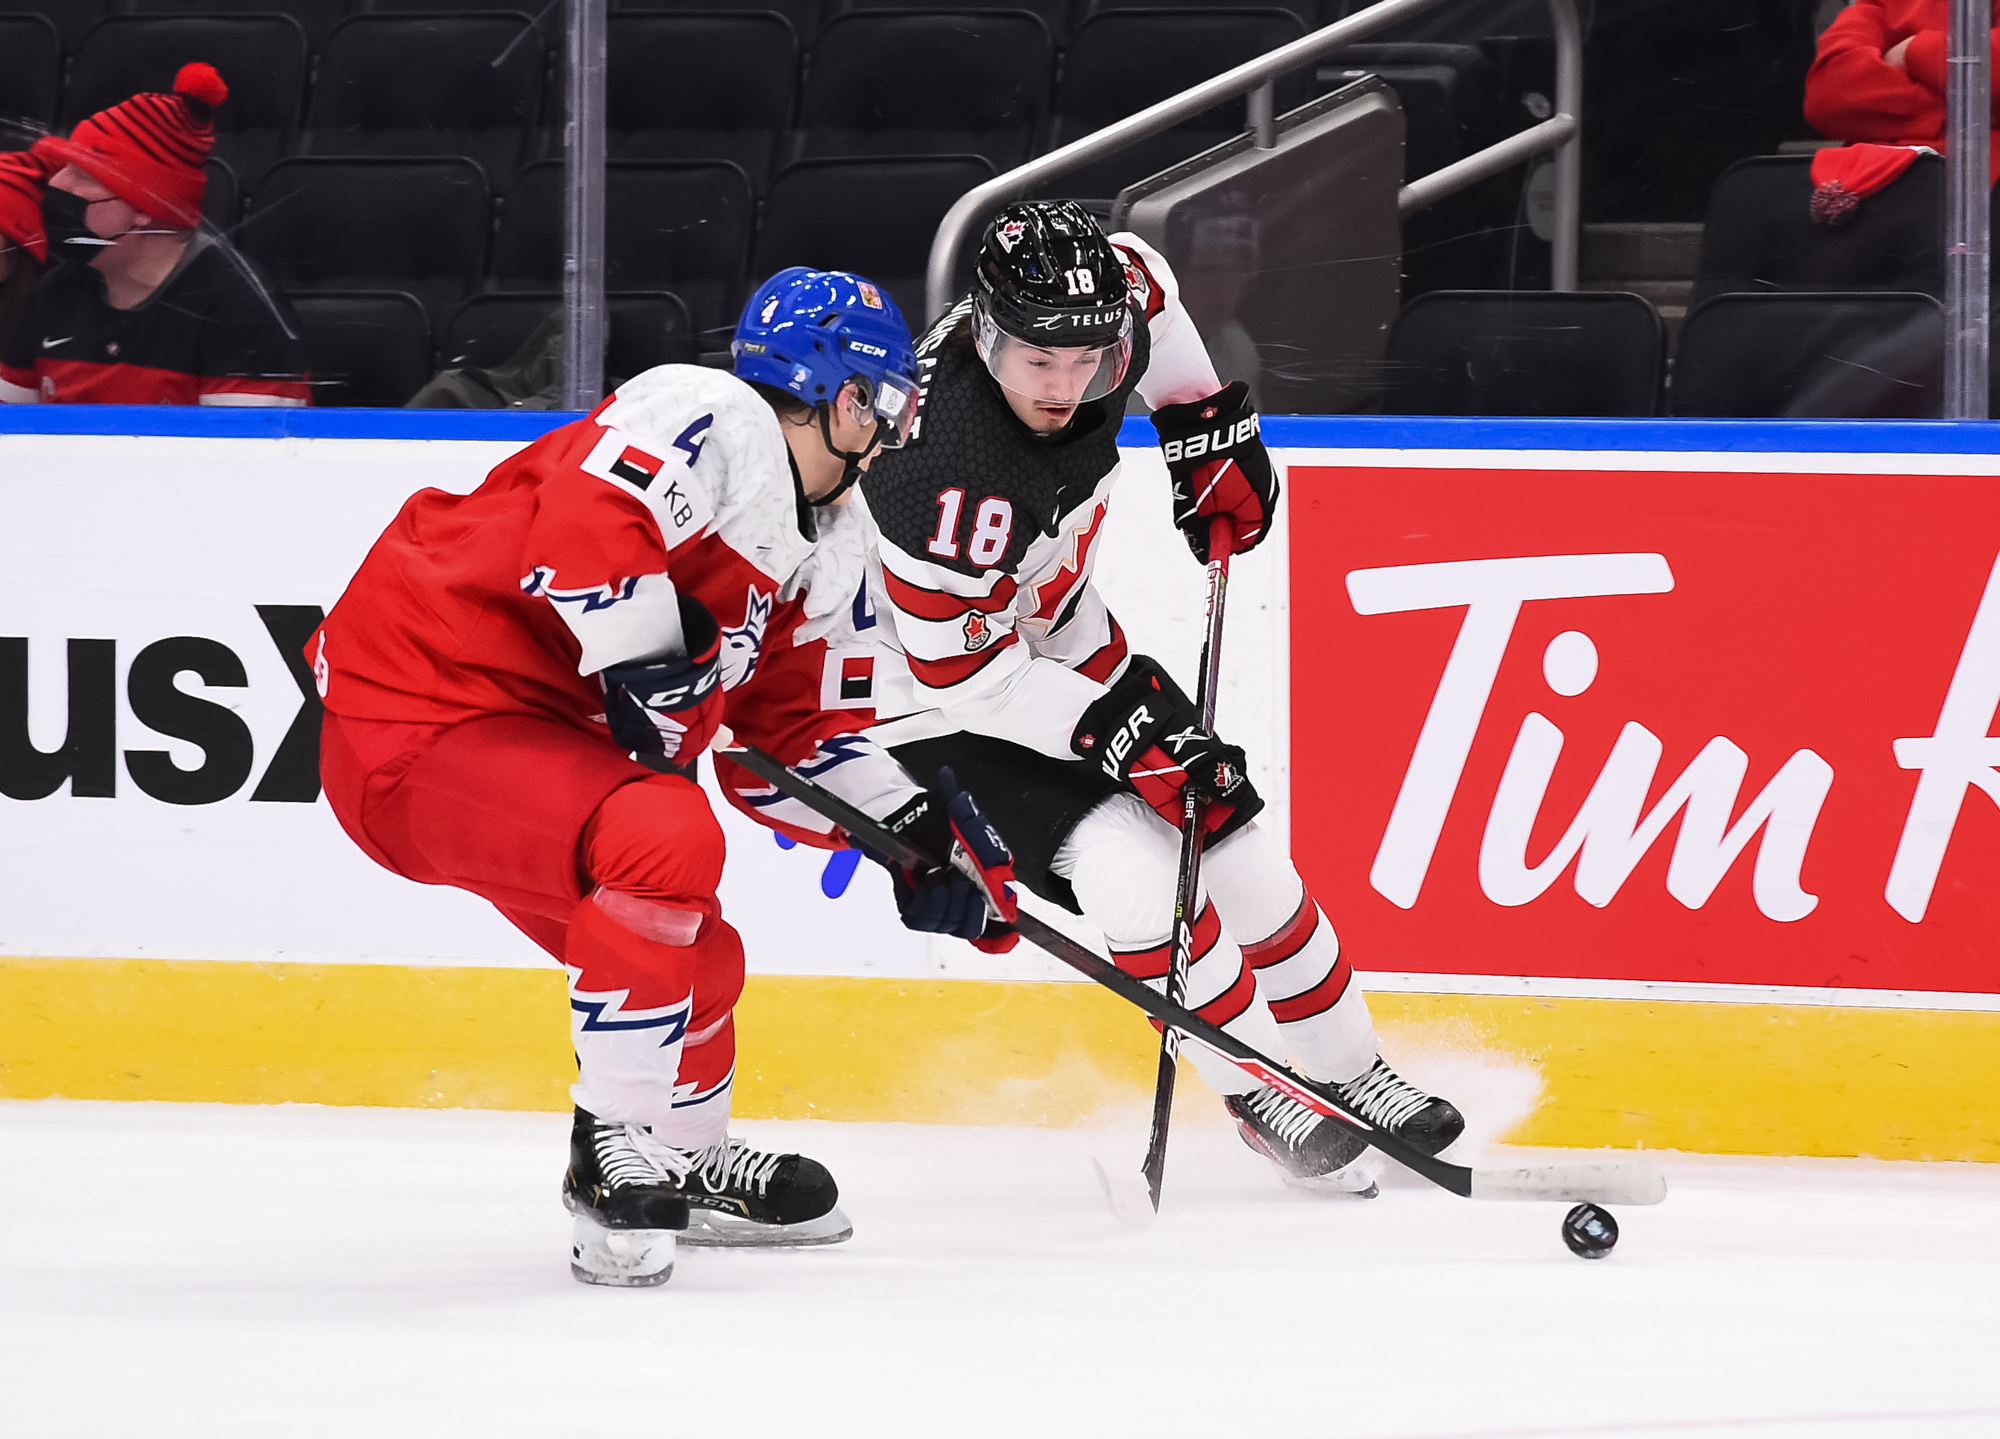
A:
972,200,1133,405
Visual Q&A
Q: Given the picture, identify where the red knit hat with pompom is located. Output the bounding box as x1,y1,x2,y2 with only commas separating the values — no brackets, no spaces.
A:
0,146,51,262
41,63,228,229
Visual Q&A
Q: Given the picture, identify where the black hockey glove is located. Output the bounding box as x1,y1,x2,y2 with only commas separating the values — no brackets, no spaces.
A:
876,769,1020,953
1150,381,1278,563
602,594,724,769
1071,655,1262,840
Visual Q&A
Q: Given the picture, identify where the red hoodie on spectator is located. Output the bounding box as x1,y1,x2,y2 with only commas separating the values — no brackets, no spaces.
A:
1805,0,2000,184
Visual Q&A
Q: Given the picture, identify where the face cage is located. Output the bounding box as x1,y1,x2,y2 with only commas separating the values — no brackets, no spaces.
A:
973,300,1133,407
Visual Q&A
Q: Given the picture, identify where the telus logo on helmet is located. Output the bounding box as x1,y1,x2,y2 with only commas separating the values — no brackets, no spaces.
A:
1032,310,1123,332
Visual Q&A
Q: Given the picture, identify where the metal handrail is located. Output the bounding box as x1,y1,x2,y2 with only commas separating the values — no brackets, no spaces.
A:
924,0,1584,322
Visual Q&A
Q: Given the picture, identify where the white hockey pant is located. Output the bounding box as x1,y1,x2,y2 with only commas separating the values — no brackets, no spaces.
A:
1049,794,1378,1092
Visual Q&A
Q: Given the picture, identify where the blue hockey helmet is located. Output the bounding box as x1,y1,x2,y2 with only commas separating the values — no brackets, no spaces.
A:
732,268,921,449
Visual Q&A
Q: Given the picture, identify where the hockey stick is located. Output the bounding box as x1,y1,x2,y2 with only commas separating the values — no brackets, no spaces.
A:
722,741,1668,1209
1134,513,1236,1215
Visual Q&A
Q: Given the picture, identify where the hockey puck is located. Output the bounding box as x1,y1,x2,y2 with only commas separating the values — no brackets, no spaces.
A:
1561,1202,1618,1258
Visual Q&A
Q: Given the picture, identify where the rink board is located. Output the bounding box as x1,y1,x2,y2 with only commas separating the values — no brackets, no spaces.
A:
4,408,2000,1159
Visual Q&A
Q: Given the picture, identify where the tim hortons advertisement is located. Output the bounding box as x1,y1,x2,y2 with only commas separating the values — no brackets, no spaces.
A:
1289,462,2000,998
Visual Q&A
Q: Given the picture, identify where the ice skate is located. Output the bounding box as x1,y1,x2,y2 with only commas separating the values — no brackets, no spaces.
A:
1331,1057,1465,1157
668,1136,853,1247
563,1108,690,1287
1224,1085,1379,1197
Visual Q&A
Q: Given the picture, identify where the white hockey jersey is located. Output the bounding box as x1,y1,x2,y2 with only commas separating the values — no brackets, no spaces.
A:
860,234,1223,758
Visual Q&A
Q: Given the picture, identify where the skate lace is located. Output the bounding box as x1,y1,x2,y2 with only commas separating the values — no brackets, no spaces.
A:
593,1122,694,1191
686,1138,785,1199
1244,1085,1322,1148
1336,1059,1433,1131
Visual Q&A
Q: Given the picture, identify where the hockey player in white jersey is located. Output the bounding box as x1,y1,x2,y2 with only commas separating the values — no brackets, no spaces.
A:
858,201,1464,1192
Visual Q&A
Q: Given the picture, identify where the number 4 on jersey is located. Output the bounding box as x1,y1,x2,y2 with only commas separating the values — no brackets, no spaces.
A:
927,489,1015,568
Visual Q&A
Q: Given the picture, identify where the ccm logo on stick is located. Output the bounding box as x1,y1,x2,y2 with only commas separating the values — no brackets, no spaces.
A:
1162,416,1260,464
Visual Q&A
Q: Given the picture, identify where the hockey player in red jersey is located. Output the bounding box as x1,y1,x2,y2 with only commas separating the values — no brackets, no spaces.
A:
860,202,1465,1194
314,269,1015,1286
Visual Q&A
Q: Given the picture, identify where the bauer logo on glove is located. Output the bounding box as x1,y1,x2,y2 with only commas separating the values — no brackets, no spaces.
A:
1072,656,1263,840
1150,380,1279,564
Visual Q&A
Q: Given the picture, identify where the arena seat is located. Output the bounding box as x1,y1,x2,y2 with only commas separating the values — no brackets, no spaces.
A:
493,160,755,344
1319,41,1515,294
201,156,238,231
440,291,697,386
1383,290,1665,416
303,13,544,193
1078,0,1321,36
796,11,1052,173
242,157,492,326
600,13,798,191
1317,43,1503,180
1670,291,1944,419
1047,10,1310,201
1329,0,1596,42
9,0,111,51
614,0,825,46
1692,154,1945,308
754,155,996,321
289,290,435,407
121,0,348,51
62,14,308,186
824,0,1070,46
0,14,60,148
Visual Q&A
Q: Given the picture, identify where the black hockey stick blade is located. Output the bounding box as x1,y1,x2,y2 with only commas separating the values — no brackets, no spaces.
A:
720,742,1669,1210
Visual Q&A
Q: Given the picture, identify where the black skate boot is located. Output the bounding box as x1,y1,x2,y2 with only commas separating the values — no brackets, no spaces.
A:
1332,1057,1465,1157
1225,1085,1378,1197
668,1136,853,1248
563,1108,691,1287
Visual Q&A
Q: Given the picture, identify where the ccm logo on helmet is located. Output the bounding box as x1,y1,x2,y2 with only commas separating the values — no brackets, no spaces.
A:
1161,415,1260,464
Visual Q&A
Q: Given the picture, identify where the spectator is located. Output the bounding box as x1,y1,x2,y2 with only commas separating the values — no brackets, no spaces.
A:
1804,0,2000,221
0,148,48,349
0,65,308,406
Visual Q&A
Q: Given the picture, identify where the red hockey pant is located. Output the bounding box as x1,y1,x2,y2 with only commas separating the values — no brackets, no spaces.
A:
320,712,743,1144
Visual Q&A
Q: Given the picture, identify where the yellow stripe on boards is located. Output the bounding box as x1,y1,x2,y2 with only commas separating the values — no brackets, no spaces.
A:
2,956,1998,1161
1364,992,2000,1163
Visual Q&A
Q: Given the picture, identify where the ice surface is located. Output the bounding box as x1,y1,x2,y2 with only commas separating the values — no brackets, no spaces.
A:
2,1099,1997,1438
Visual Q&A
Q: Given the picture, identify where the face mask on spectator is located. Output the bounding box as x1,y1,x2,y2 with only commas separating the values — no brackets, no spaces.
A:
39,188,107,260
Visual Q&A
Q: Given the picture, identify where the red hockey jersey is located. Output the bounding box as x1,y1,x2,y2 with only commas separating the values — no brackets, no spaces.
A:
315,367,889,782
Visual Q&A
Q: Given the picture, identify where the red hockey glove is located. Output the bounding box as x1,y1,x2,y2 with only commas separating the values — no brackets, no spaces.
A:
876,771,1020,952
1150,381,1278,563
602,594,724,768
1071,655,1263,840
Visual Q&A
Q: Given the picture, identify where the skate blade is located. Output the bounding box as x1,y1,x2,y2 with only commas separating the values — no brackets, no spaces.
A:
1091,1156,1157,1229
677,1204,854,1248
1280,1154,1382,1200
569,1215,677,1286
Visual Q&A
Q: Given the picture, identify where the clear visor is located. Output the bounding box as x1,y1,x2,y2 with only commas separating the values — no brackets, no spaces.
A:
974,305,1133,407
870,371,920,449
